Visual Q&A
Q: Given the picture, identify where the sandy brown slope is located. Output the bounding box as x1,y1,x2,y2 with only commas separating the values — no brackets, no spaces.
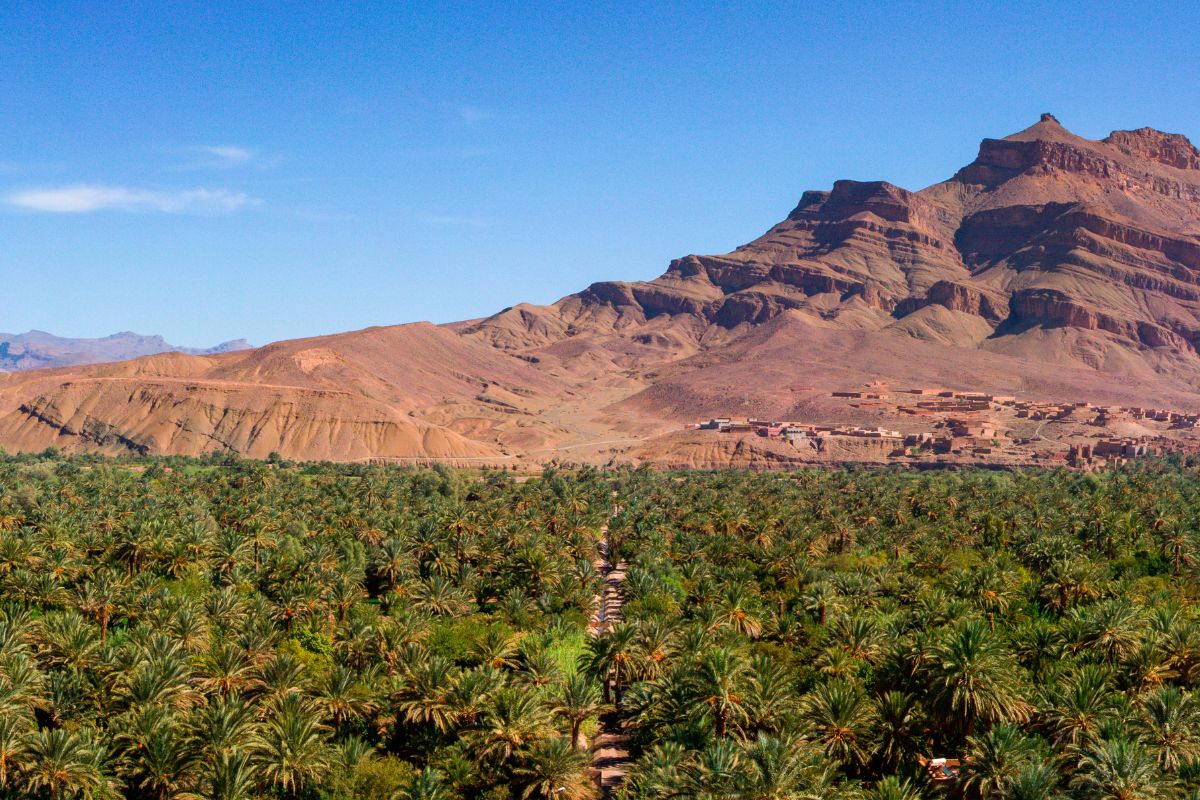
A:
614,310,1200,428
0,323,570,461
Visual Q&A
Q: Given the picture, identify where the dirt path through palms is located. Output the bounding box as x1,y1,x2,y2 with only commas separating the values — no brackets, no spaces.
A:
590,500,631,798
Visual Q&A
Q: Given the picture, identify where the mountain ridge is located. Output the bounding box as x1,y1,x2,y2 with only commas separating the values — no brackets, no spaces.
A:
0,330,252,372
6,114,1200,465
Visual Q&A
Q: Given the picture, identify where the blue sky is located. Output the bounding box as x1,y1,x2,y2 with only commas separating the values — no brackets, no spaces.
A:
3,1,1199,346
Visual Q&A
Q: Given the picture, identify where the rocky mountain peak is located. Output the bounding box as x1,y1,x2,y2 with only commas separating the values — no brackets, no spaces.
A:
1105,127,1200,170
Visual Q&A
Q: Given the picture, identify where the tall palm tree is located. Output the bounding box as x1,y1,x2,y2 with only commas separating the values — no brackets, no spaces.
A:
873,691,922,773
1006,761,1066,800
251,700,332,799
870,775,925,800
1070,737,1173,800
513,736,595,800
1042,665,1118,747
0,711,31,791
73,568,124,646
195,642,256,698
469,687,553,764
551,674,606,749
314,664,379,728
404,767,451,800
186,697,259,765
1135,685,1200,773
801,680,876,770
583,624,637,705
187,750,258,800
119,722,194,800
738,733,838,800
959,723,1038,800
392,655,458,733
24,728,112,800
691,647,753,739
686,738,742,799
926,620,1032,738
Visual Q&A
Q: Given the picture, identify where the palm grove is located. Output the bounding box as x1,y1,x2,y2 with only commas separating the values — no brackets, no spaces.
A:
3,456,1200,799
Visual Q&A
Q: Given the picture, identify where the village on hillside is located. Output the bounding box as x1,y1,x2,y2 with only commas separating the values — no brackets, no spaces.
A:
689,384,1200,470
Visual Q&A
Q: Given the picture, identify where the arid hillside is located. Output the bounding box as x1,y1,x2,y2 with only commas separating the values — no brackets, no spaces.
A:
8,115,1200,465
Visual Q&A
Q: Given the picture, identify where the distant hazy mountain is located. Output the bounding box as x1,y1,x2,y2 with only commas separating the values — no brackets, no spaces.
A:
0,330,251,372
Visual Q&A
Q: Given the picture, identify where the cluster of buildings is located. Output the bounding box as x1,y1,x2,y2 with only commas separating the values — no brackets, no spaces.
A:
1094,405,1200,429
687,382,1199,468
1068,439,1157,470
694,418,906,455
696,418,902,440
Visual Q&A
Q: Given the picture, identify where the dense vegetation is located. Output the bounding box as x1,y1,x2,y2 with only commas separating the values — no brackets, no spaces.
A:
0,456,611,799
5,453,1200,799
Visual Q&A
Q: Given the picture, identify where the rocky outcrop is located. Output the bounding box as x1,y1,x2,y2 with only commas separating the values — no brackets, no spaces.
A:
1106,128,1200,171
895,281,1007,323
1006,288,1195,351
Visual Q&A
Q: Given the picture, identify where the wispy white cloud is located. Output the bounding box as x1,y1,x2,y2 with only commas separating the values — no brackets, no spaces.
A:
449,104,493,124
418,213,489,228
195,145,256,166
172,144,278,171
5,184,259,214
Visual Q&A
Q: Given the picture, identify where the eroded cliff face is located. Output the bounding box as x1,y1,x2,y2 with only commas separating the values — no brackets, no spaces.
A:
0,323,560,461
469,115,1200,377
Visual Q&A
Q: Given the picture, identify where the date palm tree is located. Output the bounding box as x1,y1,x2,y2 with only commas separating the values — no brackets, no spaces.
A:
1070,737,1172,800
926,620,1032,738
186,697,259,765
119,721,195,800
584,624,637,705
186,750,257,800
870,775,924,800
314,664,379,728
251,698,332,799
1135,684,1200,773
73,568,124,647
551,673,606,749
873,691,921,773
738,732,838,800
959,723,1038,800
692,647,753,739
24,728,112,800
0,711,31,791
801,680,876,770
195,642,256,698
513,736,594,800
1042,665,1118,747
392,655,458,733
469,687,553,764
1006,761,1066,800
404,767,450,800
